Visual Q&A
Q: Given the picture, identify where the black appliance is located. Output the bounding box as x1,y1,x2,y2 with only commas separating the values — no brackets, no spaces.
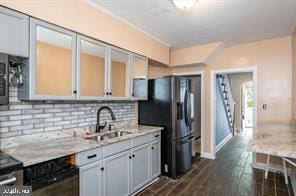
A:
0,151,23,185
138,76,194,179
0,54,9,105
23,155,79,196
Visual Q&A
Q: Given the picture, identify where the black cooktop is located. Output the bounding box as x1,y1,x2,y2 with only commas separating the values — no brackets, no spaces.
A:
0,151,23,175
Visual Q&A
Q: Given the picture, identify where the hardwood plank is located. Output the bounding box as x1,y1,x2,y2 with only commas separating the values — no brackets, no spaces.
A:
147,177,169,192
137,131,293,196
167,180,190,196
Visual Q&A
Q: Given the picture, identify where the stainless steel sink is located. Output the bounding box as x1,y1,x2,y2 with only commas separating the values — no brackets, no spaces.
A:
85,131,131,142
108,131,131,138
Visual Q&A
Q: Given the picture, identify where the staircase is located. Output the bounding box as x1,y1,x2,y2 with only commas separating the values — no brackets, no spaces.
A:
217,74,236,135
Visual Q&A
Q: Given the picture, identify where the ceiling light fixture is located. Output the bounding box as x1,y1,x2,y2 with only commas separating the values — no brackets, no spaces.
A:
172,0,197,10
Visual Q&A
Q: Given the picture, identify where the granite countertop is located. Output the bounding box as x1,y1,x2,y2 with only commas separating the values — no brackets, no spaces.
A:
247,123,296,158
2,125,163,167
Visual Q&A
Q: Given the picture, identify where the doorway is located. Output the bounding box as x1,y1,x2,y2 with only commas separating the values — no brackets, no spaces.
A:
211,67,257,159
241,81,254,131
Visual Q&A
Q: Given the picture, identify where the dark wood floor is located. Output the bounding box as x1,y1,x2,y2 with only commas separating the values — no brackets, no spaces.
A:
137,131,294,196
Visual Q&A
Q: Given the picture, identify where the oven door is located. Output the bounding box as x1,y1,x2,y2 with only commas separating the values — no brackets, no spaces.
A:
32,172,79,196
0,170,23,186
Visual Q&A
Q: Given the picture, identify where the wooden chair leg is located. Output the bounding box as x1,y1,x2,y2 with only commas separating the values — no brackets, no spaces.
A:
282,158,288,184
265,155,270,179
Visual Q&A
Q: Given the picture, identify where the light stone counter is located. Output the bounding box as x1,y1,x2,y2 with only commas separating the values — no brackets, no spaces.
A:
247,123,296,158
2,125,163,167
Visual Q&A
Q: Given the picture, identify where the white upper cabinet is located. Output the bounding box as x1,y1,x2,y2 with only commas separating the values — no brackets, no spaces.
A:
77,36,107,100
107,47,131,99
18,17,148,101
0,6,29,57
130,54,148,100
27,18,76,100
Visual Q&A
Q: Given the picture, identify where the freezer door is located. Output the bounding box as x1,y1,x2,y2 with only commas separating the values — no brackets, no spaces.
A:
175,134,194,176
175,77,192,140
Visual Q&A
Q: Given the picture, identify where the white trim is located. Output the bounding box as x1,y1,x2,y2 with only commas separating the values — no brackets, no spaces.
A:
172,71,205,158
200,152,215,160
85,0,170,47
215,133,232,153
210,66,258,160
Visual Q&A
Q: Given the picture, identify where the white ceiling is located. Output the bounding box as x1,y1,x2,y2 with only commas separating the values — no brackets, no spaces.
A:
89,0,296,49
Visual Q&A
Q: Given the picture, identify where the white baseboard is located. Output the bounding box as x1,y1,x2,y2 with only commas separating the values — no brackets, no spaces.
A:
215,133,232,153
201,152,215,159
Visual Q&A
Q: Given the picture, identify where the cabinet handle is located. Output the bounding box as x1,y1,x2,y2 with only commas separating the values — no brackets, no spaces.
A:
129,156,132,159
109,92,112,95
73,90,77,94
101,167,104,171
152,147,154,150
87,154,97,159
154,134,160,138
132,154,135,158
132,93,134,97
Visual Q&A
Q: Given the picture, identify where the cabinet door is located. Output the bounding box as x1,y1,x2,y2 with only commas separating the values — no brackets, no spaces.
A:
108,47,130,99
130,54,148,100
0,7,29,57
79,161,103,196
102,150,131,196
151,141,161,179
30,18,76,100
131,143,150,193
77,36,107,100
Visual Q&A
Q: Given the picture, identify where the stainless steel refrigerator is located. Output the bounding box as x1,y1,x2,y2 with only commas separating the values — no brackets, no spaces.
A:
138,76,194,179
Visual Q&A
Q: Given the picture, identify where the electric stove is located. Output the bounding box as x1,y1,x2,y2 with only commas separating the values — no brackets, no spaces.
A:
0,151,23,176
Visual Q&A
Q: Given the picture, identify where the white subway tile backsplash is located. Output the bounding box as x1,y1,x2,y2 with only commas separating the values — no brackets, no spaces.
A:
10,124,33,131
23,128,44,135
44,126,62,132
44,117,62,123
0,87,136,138
34,122,53,128
0,120,22,127
34,113,53,119
9,115,32,121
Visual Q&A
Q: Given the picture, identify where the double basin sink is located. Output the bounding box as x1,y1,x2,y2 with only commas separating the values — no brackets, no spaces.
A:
86,131,132,142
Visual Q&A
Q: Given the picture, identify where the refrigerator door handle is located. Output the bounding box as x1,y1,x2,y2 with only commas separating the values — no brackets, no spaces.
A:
184,89,189,126
177,102,184,120
178,135,194,145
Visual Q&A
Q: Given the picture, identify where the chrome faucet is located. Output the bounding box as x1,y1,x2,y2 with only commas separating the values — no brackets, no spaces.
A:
96,106,116,133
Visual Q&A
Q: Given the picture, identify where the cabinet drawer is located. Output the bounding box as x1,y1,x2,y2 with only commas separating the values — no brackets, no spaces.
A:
103,139,131,158
152,131,161,141
131,134,151,148
76,147,102,166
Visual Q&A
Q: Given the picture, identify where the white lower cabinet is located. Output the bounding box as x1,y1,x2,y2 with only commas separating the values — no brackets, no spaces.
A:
151,140,161,179
102,150,131,196
131,143,150,193
78,132,161,196
79,161,103,196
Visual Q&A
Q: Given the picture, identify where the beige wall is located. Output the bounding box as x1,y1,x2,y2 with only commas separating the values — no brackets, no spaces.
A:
111,61,127,97
80,53,105,97
170,42,221,66
172,36,293,153
36,41,72,96
0,0,169,64
148,65,171,79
